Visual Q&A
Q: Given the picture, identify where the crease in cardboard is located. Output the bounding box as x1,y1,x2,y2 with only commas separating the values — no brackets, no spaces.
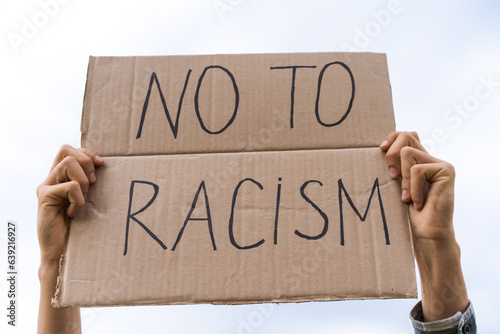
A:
92,145,389,158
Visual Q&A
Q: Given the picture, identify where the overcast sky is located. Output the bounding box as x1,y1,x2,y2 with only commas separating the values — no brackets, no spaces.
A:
0,0,499,333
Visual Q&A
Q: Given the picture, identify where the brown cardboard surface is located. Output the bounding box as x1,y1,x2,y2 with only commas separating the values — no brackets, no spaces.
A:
81,52,394,155
54,52,417,308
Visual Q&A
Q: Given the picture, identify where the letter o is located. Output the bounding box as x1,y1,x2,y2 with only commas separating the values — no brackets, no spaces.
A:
315,62,355,127
195,65,239,134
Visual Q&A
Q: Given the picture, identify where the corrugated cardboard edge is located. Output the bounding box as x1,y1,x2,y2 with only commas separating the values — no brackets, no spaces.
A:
51,253,66,308
53,54,94,307
80,56,95,147
53,295,419,309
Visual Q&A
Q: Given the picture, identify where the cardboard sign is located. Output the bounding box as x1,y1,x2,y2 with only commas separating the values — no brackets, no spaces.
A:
53,52,417,308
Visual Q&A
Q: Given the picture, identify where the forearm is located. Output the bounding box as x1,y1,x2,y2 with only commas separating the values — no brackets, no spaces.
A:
38,261,81,334
413,235,469,322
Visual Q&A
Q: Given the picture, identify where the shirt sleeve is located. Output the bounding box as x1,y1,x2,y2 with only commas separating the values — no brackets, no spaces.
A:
410,300,476,334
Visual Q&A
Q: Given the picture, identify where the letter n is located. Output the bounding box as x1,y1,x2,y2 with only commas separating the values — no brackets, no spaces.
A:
136,71,192,139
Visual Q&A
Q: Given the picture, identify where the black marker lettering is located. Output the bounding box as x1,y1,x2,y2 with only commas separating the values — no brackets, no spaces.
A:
123,180,166,256
315,62,355,127
338,178,390,246
274,177,282,245
172,181,217,251
194,65,239,134
229,178,265,250
270,66,317,128
295,180,329,240
136,71,192,139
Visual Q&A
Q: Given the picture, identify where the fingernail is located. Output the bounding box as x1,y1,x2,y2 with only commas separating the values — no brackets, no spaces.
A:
380,140,389,148
389,167,398,178
89,172,96,183
402,189,409,201
413,201,420,210
94,155,104,163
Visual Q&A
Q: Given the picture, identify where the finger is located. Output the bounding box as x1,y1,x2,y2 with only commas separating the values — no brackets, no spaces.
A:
380,131,421,151
79,147,105,167
43,156,90,195
410,164,434,210
37,181,85,218
50,145,103,183
384,131,426,179
400,147,441,203
410,162,455,210
379,131,400,151
65,181,86,217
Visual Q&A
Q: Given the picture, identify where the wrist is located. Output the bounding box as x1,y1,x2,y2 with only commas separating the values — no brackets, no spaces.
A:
414,237,469,321
412,223,459,267
414,238,461,286
38,260,60,283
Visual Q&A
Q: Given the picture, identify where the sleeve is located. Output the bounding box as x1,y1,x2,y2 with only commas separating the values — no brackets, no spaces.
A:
410,300,476,334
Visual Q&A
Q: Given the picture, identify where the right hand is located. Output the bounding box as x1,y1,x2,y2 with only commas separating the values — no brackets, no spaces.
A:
36,145,104,266
380,131,456,244
380,132,468,321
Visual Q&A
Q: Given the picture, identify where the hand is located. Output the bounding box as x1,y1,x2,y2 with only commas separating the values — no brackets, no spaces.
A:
379,131,455,244
380,131,468,322
36,145,104,266
36,145,103,334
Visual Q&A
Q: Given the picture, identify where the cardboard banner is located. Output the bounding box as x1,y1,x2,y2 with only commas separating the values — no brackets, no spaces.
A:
53,52,417,307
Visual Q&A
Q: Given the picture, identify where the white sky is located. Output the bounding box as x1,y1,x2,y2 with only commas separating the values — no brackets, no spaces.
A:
0,0,499,332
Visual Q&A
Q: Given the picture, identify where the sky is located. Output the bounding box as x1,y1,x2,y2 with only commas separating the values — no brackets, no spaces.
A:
0,0,499,332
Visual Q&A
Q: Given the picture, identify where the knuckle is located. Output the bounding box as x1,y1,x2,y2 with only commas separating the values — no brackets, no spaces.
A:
57,144,72,158
36,185,46,200
386,131,399,140
385,149,397,162
67,180,81,192
441,162,455,176
400,146,414,158
79,176,90,191
61,155,77,166
400,131,419,146
77,153,94,172
410,164,423,176
400,131,413,140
